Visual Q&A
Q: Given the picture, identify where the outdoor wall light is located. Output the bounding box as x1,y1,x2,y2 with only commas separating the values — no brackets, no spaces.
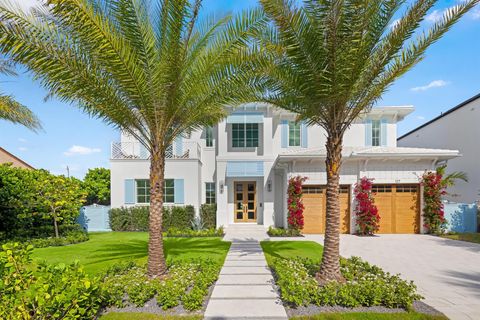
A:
267,179,272,192
219,180,224,194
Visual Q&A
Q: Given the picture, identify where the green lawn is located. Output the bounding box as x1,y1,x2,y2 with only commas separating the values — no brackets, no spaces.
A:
291,313,447,320
100,313,201,320
32,232,230,274
261,240,324,265
441,233,480,244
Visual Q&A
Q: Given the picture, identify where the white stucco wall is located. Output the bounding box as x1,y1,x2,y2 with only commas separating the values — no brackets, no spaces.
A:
398,98,480,203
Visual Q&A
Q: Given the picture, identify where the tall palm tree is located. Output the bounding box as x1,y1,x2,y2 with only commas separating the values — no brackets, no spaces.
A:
0,59,41,130
0,0,267,277
259,0,478,282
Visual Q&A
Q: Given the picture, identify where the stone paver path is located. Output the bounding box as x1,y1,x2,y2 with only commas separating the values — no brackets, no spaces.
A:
204,240,288,320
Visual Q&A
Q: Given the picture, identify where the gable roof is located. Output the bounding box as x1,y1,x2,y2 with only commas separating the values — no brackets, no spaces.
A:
398,92,480,140
0,147,35,169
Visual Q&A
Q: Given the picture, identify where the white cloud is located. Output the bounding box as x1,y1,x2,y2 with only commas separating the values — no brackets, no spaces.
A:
416,116,426,120
64,145,101,156
470,7,480,20
18,138,27,143
18,147,28,151
425,10,444,23
411,80,449,92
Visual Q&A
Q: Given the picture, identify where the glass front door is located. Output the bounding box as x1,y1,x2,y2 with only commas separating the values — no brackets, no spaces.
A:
234,181,256,222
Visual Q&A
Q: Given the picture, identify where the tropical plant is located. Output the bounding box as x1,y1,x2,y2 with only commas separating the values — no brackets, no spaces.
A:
354,177,380,236
421,165,468,234
259,0,478,282
83,167,111,205
0,59,41,130
0,0,267,277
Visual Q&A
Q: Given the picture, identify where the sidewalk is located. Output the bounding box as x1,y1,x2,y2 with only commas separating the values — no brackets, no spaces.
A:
204,240,288,320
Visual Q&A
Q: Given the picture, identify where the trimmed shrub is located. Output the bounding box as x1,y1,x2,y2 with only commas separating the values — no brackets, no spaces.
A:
267,226,302,237
200,204,217,229
164,227,224,238
270,256,422,309
109,205,195,231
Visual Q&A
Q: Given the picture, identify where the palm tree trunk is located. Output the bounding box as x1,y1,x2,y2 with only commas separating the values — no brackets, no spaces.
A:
147,145,168,278
316,131,345,284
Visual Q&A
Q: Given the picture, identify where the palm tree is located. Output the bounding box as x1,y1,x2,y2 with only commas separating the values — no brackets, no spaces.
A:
0,0,267,278
259,0,478,283
0,59,41,130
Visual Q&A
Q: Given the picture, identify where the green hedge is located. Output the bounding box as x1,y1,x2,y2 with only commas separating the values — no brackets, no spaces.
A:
200,204,217,229
109,206,195,231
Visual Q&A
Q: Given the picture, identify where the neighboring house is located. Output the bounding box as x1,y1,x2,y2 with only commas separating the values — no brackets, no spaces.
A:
0,147,34,169
398,93,480,203
110,104,459,234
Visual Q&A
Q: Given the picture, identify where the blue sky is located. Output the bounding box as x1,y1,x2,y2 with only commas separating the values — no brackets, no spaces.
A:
1,0,479,178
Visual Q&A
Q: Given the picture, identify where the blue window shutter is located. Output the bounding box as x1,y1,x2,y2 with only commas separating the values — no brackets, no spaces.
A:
380,118,388,146
125,179,135,204
301,121,308,148
281,120,288,148
174,179,184,204
174,136,183,157
365,119,372,146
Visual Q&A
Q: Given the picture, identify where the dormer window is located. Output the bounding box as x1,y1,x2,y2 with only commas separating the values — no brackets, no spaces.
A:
366,118,387,147
288,121,301,147
372,120,381,146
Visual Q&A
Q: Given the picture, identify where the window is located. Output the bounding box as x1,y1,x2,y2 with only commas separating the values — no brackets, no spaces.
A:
288,121,301,146
232,123,259,148
205,126,213,147
205,182,216,204
136,179,175,204
371,120,381,146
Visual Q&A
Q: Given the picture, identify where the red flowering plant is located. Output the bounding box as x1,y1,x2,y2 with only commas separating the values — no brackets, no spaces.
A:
287,176,307,233
354,177,380,235
420,165,467,234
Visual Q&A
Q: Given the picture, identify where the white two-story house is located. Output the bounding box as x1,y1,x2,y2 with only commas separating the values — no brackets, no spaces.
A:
110,104,459,234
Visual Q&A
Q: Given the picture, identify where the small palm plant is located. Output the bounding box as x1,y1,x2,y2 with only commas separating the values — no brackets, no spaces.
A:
0,0,267,277
259,0,478,282
0,59,41,130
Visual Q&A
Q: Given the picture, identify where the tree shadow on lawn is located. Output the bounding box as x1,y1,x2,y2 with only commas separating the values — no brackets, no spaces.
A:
261,241,323,263
89,237,230,267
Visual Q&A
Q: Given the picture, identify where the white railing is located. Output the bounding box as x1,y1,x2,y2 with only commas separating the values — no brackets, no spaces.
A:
111,141,201,160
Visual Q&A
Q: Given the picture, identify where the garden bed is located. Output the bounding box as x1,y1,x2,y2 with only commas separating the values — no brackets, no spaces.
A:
267,226,304,237
261,241,444,319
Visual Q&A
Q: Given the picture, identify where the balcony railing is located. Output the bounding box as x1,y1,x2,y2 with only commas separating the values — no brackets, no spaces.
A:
111,141,201,160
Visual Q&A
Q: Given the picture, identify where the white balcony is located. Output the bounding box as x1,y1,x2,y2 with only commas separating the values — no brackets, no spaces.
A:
111,141,201,160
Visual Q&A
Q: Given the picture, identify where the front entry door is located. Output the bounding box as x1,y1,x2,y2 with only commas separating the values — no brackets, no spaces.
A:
234,181,257,222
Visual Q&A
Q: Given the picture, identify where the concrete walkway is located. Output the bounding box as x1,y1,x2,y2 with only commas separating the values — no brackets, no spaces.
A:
205,225,287,319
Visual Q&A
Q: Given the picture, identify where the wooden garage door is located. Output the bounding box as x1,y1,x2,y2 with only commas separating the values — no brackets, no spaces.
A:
302,185,350,234
373,184,420,234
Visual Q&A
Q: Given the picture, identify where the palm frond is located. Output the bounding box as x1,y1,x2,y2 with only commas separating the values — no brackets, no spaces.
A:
0,94,42,130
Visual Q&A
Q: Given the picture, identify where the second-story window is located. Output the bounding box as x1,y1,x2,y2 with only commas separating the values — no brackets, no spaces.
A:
232,123,259,148
288,121,301,147
372,120,381,146
205,127,213,147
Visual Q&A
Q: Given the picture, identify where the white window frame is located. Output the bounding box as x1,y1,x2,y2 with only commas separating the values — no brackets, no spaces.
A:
371,119,381,147
288,121,301,147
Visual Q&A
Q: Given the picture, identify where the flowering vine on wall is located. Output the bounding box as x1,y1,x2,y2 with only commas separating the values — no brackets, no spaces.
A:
354,177,380,235
287,176,307,232
421,169,447,234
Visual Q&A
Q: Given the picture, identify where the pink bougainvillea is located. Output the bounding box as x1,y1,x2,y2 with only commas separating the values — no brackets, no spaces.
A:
354,177,380,235
287,176,307,231
421,170,447,234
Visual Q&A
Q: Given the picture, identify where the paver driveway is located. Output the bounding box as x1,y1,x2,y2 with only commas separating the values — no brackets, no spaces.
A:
303,234,480,320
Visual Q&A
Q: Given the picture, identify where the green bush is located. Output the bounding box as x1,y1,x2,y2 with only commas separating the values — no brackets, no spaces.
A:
0,226,89,248
164,227,224,238
267,226,302,237
101,259,222,311
271,256,422,309
163,206,195,231
0,243,103,320
200,204,217,229
109,206,195,231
